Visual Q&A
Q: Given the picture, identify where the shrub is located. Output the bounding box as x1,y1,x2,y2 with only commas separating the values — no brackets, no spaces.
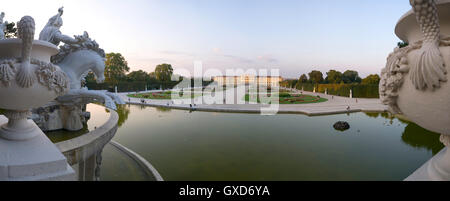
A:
279,93,292,98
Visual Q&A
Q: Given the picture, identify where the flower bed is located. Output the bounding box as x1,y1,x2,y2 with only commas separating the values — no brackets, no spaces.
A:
245,94,328,104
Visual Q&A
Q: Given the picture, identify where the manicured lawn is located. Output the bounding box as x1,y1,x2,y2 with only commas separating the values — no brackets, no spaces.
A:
245,93,328,104
128,91,203,100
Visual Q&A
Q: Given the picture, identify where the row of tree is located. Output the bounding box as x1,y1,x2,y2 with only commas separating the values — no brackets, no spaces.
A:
85,53,213,92
85,52,175,85
288,70,380,86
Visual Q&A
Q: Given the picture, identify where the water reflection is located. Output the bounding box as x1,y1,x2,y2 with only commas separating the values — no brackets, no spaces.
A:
401,123,444,155
45,124,89,143
156,107,172,113
365,112,380,118
107,106,445,181
116,104,130,127
364,112,444,155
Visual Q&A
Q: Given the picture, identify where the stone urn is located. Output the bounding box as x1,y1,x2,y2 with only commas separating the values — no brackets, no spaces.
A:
0,16,69,141
380,0,450,180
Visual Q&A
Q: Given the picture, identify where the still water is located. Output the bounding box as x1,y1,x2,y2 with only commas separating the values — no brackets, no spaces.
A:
91,104,443,181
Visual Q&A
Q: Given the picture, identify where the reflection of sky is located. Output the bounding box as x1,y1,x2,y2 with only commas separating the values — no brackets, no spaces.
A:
3,0,411,78
86,104,110,129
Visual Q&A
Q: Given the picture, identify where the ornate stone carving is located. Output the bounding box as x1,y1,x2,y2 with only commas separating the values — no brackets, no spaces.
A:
409,0,447,90
380,36,450,114
0,16,70,141
0,59,16,86
52,32,105,64
16,16,36,88
32,58,70,95
3,110,31,121
39,7,85,46
0,58,70,95
31,8,123,132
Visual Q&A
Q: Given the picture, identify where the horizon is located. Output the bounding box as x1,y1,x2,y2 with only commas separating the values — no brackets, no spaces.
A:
2,0,411,78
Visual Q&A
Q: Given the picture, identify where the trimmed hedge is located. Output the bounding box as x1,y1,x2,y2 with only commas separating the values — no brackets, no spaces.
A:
85,80,213,93
295,83,379,98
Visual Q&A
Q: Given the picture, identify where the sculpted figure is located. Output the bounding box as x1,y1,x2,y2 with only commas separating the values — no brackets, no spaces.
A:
37,7,124,110
32,7,123,132
39,7,85,46
0,12,7,39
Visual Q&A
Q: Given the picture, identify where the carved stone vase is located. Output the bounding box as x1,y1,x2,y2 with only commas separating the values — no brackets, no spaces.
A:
380,0,450,180
0,16,69,141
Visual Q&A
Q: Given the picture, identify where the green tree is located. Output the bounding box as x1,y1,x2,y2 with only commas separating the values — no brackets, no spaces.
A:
127,70,150,82
4,22,17,38
84,71,96,83
362,74,381,85
325,70,343,84
149,72,156,80
105,53,130,85
397,41,409,48
299,74,308,83
154,63,174,82
308,70,324,84
342,70,362,84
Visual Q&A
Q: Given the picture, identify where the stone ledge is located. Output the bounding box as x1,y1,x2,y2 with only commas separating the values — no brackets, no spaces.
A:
109,141,164,181
55,108,119,165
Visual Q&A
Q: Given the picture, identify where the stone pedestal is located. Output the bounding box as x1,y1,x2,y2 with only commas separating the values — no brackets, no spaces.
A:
0,116,75,181
32,101,90,132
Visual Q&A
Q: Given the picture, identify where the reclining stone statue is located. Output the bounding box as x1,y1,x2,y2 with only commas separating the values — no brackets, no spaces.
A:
32,7,124,131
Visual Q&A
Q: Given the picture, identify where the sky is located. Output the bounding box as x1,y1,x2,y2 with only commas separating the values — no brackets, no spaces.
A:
2,0,412,79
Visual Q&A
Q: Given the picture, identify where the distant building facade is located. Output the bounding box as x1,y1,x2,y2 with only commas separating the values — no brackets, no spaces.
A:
214,75,283,87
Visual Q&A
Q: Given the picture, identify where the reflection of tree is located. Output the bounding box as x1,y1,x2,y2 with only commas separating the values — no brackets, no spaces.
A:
402,123,445,155
156,107,172,113
45,124,89,144
364,112,380,118
138,105,146,110
381,113,391,119
116,104,130,127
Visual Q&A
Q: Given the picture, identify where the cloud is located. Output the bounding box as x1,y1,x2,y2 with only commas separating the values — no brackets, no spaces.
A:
221,54,254,64
257,55,279,63
212,48,222,54
159,50,195,57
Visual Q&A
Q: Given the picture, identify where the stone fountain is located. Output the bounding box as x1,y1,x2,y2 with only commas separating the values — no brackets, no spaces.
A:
0,16,75,180
30,7,124,132
380,0,450,180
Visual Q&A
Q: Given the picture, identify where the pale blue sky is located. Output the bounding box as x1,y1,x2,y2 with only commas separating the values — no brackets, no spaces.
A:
3,0,411,78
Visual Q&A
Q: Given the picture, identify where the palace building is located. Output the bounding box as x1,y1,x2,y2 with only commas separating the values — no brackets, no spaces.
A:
214,75,283,87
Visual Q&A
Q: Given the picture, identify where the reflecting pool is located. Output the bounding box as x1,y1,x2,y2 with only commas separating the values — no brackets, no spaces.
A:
94,104,443,181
